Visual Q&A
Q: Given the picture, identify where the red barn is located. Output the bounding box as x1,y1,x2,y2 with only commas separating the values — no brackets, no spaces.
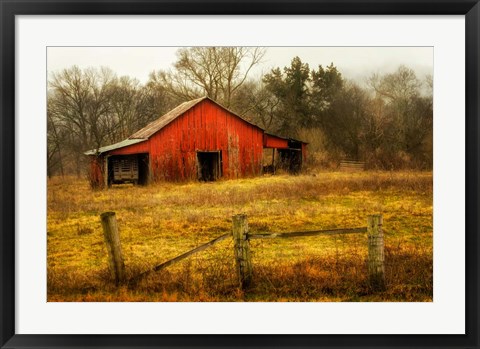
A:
85,97,306,187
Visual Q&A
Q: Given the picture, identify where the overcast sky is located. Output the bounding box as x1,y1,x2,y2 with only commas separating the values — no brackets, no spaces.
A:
47,46,433,85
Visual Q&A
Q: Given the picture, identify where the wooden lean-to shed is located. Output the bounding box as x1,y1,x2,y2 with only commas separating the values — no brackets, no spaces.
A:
85,97,307,187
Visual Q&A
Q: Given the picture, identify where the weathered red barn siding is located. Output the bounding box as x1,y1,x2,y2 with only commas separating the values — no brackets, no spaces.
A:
263,134,289,149
108,141,149,156
88,155,104,188
146,99,264,181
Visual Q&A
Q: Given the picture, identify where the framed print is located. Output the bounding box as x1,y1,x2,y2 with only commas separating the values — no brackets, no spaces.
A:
1,0,479,348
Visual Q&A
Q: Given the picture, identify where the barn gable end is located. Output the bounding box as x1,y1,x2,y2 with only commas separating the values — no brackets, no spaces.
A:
146,98,264,181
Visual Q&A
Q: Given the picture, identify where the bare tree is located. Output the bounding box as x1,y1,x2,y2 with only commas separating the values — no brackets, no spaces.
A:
368,65,421,101
47,96,66,177
108,76,146,141
367,66,433,168
150,47,266,107
48,66,118,175
230,80,280,131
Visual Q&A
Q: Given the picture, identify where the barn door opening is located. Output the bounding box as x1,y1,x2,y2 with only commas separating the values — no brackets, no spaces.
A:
137,153,149,185
197,151,222,181
277,149,302,174
107,153,149,186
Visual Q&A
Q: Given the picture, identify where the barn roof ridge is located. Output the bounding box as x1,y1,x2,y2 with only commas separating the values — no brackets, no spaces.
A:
128,96,207,139
128,96,264,140
203,97,265,132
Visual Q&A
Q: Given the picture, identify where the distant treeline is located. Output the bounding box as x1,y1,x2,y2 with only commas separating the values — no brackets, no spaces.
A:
47,47,432,177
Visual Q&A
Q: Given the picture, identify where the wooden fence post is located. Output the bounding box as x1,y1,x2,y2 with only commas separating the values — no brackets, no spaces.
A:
100,212,126,285
367,214,385,291
232,214,253,290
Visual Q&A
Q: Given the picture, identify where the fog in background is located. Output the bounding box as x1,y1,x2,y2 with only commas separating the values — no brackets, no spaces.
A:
47,46,433,85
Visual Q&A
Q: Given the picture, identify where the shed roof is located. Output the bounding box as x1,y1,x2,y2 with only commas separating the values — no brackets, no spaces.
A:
264,132,308,145
84,138,147,155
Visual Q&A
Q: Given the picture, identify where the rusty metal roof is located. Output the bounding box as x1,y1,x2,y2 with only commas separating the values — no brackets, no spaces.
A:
84,138,147,155
128,96,265,140
129,96,207,139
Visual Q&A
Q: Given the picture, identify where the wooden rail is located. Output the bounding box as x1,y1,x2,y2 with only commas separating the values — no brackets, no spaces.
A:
248,227,367,239
237,214,384,292
100,212,385,293
130,233,230,284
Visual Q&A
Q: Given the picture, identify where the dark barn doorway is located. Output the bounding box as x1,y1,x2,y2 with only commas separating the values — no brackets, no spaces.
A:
107,153,149,186
197,151,222,181
276,139,304,174
277,149,302,174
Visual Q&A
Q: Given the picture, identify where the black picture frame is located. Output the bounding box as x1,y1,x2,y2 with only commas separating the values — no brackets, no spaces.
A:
1,0,479,348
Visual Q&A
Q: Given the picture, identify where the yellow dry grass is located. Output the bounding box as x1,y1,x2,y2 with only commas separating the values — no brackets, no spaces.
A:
47,171,432,302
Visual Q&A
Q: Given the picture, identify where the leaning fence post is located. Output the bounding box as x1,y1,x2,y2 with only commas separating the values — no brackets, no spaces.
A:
232,214,253,290
100,211,126,285
367,214,385,291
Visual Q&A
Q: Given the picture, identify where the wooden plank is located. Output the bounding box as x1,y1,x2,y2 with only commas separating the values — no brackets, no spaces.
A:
340,167,364,171
340,160,365,172
341,161,365,164
131,233,231,283
340,161,365,164
248,227,367,239
152,233,230,272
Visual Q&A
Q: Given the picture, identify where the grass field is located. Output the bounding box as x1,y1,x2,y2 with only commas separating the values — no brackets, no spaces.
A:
47,171,433,302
